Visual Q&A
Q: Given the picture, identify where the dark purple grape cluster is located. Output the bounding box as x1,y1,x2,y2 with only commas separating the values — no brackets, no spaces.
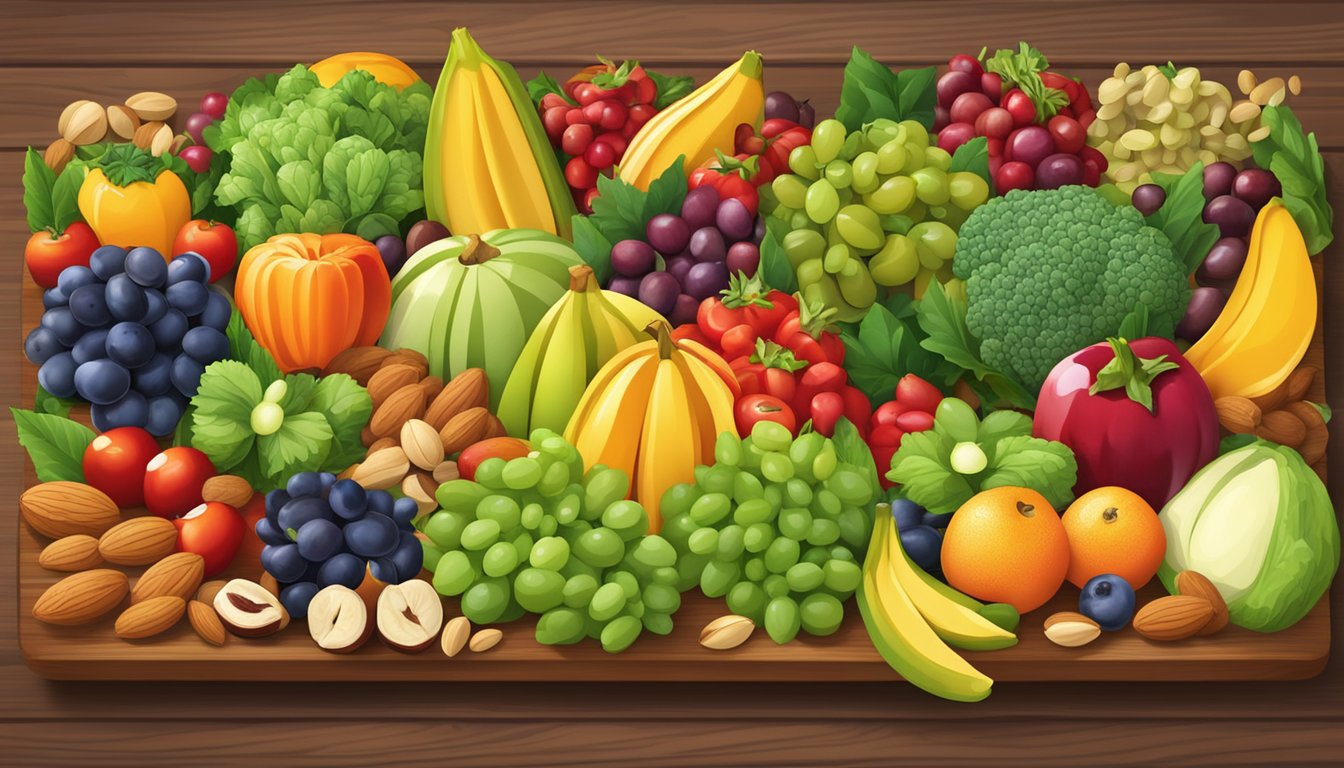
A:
1133,161,1281,342
24,246,230,435
257,471,423,619
607,186,765,326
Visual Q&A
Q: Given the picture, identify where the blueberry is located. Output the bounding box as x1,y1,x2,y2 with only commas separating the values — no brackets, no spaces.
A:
200,291,232,331
71,328,110,365
1079,574,1137,631
105,321,156,368
277,496,332,535
261,543,307,583
366,490,394,517
317,553,366,589
148,308,189,351
90,390,149,431
318,472,337,492
368,556,399,584
286,472,325,499
144,394,185,437
921,511,954,529
89,245,128,280
43,287,68,310
132,353,174,396
57,266,97,296
106,274,148,322
889,498,925,531
74,359,131,405
25,325,66,365
899,525,943,575
388,531,423,582
182,326,229,364
255,516,290,546
141,288,168,326
38,352,78,398
344,514,399,558
392,497,419,527
280,581,319,619
169,354,205,397
166,280,209,317
328,479,368,521
296,518,344,562
264,490,290,525
168,252,210,285
43,306,88,346
66,284,111,329
123,247,168,288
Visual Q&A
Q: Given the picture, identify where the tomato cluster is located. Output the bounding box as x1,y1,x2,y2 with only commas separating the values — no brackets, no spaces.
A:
869,374,944,490
688,119,812,217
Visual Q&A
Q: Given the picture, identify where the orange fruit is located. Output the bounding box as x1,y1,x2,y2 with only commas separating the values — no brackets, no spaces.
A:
1061,486,1165,590
942,487,1070,615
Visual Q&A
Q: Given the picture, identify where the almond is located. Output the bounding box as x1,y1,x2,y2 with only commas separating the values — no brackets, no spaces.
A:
383,348,429,378
367,364,422,409
58,99,97,136
1214,396,1260,434
432,460,460,485
43,138,76,174
1175,570,1229,636
148,123,174,157
366,436,398,457
131,552,205,604
132,120,165,150
98,516,179,566
1285,401,1329,465
63,101,107,145
419,375,445,401
700,615,755,650
20,481,121,539
106,104,141,140
1043,611,1102,647
115,595,186,640
469,627,503,653
351,446,410,490
1255,409,1307,448
202,474,255,508
1285,366,1318,402
323,346,393,385
402,473,437,516
1132,595,1214,641
125,91,177,121
440,616,471,657
170,133,190,155
482,412,507,439
33,569,129,625
1249,374,1293,412
401,418,445,470
197,580,228,605
425,369,489,430
440,407,493,455
188,600,227,646
369,385,427,438
38,535,104,572
360,426,377,447
259,571,281,598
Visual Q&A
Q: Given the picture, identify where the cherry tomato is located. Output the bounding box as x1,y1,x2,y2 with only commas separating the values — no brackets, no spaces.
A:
25,222,100,288
539,92,571,111
172,220,237,283
143,446,216,519
808,392,845,437
794,362,848,416
870,424,906,448
565,157,598,189
841,386,872,439
974,107,1014,141
458,437,531,481
995,160,1035,193
1047,115,1086,154
628,103,657,128
947,54,984,78
82,426,160,507
735,394,797,437
175,502,246,578
584,140,616,171
719,324,758,361
871,400,909,429
895,374,943,413
1001,89,1037,127
895,410,936,433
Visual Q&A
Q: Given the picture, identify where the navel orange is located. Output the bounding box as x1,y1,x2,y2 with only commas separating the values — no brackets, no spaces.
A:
1061,486,1165,589
942,487,1070,615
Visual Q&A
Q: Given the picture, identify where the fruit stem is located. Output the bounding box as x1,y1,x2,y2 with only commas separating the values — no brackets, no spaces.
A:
739,51,763,81
568,265,596,292
450,27,485,70
1088,337,1180,413
646,321,674,360
1016,500,1035,517
458,235,502,266
1103,507,1119,523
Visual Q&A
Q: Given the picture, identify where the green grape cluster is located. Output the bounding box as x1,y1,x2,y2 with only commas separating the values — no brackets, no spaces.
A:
660,421,876,644
760,117,990,322
419,428,680,653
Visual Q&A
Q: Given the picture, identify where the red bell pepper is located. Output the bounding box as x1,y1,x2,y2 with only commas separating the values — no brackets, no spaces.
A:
695,272,796,345
1033,336,1220,509
772,293,845,367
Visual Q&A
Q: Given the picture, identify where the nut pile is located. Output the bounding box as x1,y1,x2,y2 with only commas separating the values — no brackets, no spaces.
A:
1213,365,1327,468
1043,570,1229,648
48,91,183,173
1087,64,1302,192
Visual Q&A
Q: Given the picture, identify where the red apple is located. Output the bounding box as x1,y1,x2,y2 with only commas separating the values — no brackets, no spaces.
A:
457,437,531,481
144,446,216,518
175,502,246,577
233,495,267,575
172,220,238,283
82,427,160,507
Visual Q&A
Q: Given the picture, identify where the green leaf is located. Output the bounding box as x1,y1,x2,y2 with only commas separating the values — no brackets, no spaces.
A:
974,410,1032,445
914,281,1036,409
310,373,374,471
979,435,1079,510
23,148,57,233
885,429,974,515
278,373,319,414
571,214,615,285
588,173,649,244
1253,106,1333,254
35,385,75,418
258,412,334,483
949,136,993,192
1116,304,1151,339
226,309,282,383
642,156,689,220
11,408,95,483
526,71,573,107
835,47,937,133
894,66,937,131
758,218,797,294
841,300,960,409
174,404,197,447
646,69,695,110
832,417,881,500
1145,162,1220,274
51,164,85,234
190,360,263,471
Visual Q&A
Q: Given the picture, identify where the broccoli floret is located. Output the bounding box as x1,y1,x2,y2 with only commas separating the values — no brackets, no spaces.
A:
952,185,1190,392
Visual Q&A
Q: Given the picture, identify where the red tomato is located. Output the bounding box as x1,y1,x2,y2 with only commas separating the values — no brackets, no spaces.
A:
871,400,909,429
808,392,845,437
1001,89,1037,127
173,220,237,283
458,437,531,481
174,502,246,578
1047,115,1086,154
895,374,943,413
25,222,100,288
735,394,797,437
840,386,872,439
695,274,796,344
870,424,906,448
895,410,936,433
719,324,758,361
794,362,848,416
82,426,160,508
143,447,217,519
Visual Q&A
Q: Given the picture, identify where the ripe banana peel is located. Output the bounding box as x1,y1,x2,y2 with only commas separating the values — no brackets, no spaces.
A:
564,322,739,531
1184,201,1316,399
424,27,576,237
498,265,664,437
619,51,765,190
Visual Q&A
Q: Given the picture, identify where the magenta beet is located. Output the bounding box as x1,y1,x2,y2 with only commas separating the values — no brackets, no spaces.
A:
1032,337,1220,509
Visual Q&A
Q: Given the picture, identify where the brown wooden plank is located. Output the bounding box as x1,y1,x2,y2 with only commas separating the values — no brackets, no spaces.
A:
1,1,1342,66
4,64,1342,152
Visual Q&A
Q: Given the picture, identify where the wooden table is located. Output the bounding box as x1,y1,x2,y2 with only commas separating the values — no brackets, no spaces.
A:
4,1,1344,764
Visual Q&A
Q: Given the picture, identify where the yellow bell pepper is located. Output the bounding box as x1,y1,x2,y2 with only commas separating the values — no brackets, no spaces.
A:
77,144,190,256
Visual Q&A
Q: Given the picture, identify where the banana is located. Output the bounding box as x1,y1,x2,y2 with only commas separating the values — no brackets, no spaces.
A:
425,27,575,237
619,51,765,190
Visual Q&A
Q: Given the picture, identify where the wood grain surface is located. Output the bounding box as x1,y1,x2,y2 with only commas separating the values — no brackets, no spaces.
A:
4,1,1344,764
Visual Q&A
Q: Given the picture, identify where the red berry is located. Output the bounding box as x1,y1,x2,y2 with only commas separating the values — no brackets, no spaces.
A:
894,410,935,433
936,122,976,154
583,186,601,212
539,93,569,111
1079,144,1108,173
620,121,641,139
582,101,606,124
985,137,1004,158
565,156,598,188
949,91,993,125
895,374,943,413
974,107,1014,140
599,101,628,131
627,103,657,128
584,140,616,170
574,83,604,106
733,123,757,151
1048,115,1086,154
594,132,628,156
947,53,984,78
1076,108,1098,130
561,123,595,155
542,105,569,144
995,160,1035,192
934,105,950,132
1002,89,1037,127
980,72,1003,102
618,82,638,106
565,107,586,126
872,400,909,429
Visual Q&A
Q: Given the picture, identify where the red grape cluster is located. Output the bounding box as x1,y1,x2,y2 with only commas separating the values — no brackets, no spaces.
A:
608,186,765,326
1133,162,1282,341
934,49,1107,193
539,68,660,213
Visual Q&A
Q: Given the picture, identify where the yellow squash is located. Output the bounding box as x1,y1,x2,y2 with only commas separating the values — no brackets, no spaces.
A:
1184,201,1316,399
77,144,190,256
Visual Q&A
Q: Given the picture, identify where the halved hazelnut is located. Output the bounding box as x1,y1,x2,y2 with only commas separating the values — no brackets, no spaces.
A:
377,580,443,653
307,585,371,653
213,578,287,638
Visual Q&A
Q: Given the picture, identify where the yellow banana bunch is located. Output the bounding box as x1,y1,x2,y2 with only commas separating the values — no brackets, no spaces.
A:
618,51,765,190
498,265,664,437
564,322,739,531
